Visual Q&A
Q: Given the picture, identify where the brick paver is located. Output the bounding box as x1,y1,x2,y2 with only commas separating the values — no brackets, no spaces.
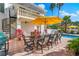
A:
8,38,25,55
11,38,70,56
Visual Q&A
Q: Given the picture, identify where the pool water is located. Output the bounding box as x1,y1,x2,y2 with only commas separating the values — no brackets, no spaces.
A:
62,34,79,39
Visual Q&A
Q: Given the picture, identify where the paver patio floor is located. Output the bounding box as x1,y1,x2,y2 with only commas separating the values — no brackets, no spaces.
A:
8,38,70,56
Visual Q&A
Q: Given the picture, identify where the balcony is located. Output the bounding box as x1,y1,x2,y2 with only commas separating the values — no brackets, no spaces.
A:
17,6,42,20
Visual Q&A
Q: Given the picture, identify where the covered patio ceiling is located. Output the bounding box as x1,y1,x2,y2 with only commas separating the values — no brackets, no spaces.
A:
19,17,33,24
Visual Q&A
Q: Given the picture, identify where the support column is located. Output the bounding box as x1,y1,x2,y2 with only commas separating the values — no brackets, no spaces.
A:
16,18,21,29
16,7,21,29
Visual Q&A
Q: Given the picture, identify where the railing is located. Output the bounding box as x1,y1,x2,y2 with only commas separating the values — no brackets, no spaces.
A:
18,6,41,19
19,3,45,14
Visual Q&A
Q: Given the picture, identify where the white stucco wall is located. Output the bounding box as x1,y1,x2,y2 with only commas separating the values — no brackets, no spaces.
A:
21,22,34,36
21,24,45,35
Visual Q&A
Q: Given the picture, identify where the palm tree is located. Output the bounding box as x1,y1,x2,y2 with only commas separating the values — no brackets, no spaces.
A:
48,3,57,29
50,3,56,15
63,16,71,32
56,3,64,17
72,21,79,25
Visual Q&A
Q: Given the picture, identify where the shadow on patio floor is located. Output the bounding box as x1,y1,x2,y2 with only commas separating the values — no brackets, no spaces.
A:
44,49,72,56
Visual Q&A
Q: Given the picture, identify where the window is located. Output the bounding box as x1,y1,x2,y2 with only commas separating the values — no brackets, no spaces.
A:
0,3,4,13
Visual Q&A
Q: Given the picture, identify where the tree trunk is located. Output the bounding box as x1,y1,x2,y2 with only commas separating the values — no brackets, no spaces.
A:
65,22,67,33
58,8,60,17
58,5,60,17
52,10,53,16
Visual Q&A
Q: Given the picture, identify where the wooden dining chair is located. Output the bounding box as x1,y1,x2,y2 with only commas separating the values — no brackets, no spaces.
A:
36,35,49,53
54,32,60,45
22,35,35,52
58,32,62,43
47,34,54,48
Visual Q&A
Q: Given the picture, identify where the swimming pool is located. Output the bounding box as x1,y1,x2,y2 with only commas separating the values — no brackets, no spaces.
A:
62,34,79,39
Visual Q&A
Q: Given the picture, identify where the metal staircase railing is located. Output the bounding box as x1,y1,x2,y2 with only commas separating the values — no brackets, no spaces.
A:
2,18,16,35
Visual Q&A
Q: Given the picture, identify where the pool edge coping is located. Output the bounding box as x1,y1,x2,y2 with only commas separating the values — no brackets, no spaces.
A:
62,33,79,36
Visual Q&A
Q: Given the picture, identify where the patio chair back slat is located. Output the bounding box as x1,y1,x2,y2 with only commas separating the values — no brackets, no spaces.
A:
36,34,49,53
57,32,62,41
23,35,35,51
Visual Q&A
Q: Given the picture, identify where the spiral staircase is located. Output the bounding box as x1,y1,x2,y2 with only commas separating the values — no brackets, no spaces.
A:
2,18,16,38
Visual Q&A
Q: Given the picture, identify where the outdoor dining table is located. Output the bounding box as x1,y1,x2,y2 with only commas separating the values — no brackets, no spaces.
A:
23,34,50,52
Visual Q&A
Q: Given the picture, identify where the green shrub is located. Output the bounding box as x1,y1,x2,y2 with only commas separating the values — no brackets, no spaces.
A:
58,27,65,32
67,38,79,55
47,25,58,29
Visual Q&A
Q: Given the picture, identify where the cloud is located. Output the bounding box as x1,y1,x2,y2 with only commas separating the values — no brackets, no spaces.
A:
70,13,78,17
76,11,79,15
38,4,47,12
38,4,45,9
60,10,78,17
60,11,70,16
60,10,79,22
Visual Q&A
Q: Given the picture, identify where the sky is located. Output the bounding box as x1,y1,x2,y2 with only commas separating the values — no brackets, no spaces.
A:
35,3,79,22
5,3,79,22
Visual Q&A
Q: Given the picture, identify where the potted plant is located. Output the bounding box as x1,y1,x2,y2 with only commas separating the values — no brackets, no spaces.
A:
67,38,79,56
